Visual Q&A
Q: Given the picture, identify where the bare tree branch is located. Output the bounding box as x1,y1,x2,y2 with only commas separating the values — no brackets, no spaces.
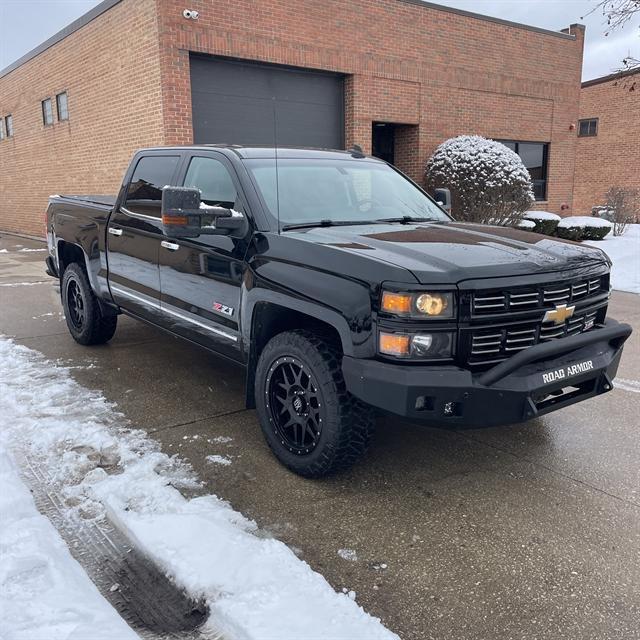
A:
582,1,640,82
583,0,640,33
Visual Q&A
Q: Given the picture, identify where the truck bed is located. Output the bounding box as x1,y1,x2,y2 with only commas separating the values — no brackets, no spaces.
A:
56,194,117,208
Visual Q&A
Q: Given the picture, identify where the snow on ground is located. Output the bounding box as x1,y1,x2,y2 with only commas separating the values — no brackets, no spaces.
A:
585,224,640,294
338,548,358,562
0,336,398,640
0,452,139,640
0,281,50,287
206,454,232,466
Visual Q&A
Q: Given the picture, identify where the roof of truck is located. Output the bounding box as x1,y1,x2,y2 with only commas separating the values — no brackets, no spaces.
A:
135,145,382,161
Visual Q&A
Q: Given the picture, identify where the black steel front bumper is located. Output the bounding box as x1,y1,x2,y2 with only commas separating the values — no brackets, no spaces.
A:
342,319,632,428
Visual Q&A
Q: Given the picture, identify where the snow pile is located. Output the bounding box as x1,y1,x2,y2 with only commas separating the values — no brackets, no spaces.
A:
425,135,534,225
0,452,139,640
558,216,613,229
0,337,398,640
585,224,640,294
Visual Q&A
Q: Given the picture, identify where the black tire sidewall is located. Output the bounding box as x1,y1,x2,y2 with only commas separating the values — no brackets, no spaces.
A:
255,333,345,473
62,263,98,344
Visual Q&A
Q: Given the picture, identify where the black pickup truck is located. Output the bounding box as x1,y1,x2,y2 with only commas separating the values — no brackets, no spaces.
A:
46,145,631,477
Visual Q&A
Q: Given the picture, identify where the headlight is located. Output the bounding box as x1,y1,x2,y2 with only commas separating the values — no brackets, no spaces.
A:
380,290,454,318
379,331,453,359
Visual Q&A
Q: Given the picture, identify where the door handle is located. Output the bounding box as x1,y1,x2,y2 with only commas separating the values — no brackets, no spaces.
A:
108,227,123,236
161,241,179,251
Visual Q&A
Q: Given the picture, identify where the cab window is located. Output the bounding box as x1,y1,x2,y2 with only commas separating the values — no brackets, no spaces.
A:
125,155,180,217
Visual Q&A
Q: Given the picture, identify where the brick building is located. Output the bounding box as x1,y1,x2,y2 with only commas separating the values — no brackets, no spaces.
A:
0,0,585,236
573,69,640,215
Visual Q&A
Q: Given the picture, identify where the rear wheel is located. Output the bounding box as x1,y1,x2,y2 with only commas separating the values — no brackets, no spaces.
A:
61,263,117,345
255,330,375,477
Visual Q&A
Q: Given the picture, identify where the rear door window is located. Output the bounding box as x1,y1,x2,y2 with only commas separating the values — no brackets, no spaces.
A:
125,155,180,217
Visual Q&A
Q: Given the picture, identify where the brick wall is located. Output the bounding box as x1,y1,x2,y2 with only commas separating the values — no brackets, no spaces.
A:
573,71,640,215
0,0,165,236
1,0,585,235
156,0,584,213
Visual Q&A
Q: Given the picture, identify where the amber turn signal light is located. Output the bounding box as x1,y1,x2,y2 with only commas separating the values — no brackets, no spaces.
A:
381,292,412,314
162,214,189,225
379,332,410,356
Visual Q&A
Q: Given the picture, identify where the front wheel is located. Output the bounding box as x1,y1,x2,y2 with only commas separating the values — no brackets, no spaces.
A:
255,330,375,477
61,263,117,345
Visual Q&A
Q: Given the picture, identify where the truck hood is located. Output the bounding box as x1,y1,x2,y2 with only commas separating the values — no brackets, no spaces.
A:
286,221,609,284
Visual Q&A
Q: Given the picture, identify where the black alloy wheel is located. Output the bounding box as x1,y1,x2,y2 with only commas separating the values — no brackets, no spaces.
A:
66,279,86,331
255,330,375,477
61,262,118,345
266,356,322,455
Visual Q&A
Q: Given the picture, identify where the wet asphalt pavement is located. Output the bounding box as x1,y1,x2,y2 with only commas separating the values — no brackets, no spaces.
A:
1,232,639,640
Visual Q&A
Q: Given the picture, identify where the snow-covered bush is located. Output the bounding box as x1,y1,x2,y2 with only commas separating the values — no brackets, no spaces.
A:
523,210,561,235
556,216,612,241
516,218,536,230
425,135,534,226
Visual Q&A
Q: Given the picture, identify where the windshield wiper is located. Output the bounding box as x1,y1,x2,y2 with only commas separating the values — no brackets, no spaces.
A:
376,216,439,224
281,219,381,231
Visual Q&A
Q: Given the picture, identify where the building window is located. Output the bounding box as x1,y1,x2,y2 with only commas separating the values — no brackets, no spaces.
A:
498,140,549,201
42,98,53,126
56,92,69,121
578,118,598,137
5,114,13,137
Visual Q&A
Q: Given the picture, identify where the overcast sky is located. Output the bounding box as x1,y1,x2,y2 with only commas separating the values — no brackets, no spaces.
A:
0,0,638,80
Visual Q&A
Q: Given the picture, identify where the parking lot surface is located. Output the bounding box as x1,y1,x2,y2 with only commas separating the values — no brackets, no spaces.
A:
1,232,639,640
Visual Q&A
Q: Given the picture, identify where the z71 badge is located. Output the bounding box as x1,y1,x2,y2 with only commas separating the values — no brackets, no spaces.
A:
542,360,594,384
212,302,234,317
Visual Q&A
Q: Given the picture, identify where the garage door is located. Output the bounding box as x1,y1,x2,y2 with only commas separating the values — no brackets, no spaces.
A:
190,55,344,149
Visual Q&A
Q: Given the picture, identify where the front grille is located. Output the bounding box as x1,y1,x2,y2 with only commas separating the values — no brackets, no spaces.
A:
473,276,602,314
469,309,600,363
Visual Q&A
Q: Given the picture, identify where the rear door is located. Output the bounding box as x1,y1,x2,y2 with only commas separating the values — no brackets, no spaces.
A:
158,151,249,359
107,153,181,320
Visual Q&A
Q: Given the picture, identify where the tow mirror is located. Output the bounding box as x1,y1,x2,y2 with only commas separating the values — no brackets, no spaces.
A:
161,186,203,238
161,186,246,238
433,187,451,212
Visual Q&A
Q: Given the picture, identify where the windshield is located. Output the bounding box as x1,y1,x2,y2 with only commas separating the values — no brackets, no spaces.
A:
244,158,450,228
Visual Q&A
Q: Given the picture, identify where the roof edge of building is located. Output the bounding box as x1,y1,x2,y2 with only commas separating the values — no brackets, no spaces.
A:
0,0,123,80
0,0,579,81
581,68,640,88
400,1,578,40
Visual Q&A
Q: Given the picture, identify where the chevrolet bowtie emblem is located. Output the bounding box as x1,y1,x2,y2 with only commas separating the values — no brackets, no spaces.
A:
543,303,575,325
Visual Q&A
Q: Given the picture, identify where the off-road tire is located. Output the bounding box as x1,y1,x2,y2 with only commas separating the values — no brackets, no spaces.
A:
255,330,375,477
61,262,117,345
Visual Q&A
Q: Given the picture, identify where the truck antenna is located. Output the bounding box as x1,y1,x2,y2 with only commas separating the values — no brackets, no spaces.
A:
273,97,281,233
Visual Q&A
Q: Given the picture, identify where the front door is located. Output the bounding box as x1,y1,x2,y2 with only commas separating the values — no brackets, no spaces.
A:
107,153,181,321
372,122,395,164
158,152,248,360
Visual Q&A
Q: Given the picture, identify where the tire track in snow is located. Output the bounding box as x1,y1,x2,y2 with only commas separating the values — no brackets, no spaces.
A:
15,450,224,640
